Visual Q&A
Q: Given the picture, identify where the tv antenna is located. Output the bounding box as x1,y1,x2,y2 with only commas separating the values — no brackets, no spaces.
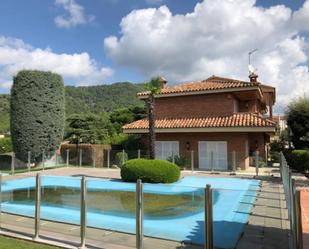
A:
248,49,258,75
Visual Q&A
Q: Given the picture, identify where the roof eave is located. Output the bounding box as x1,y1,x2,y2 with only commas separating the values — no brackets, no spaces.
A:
137,86,261,99
123,126,276,133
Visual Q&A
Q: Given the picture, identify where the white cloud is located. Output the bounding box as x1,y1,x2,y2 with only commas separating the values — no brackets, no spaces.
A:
54,0,94,29
104,0,309,112
0,36,113,89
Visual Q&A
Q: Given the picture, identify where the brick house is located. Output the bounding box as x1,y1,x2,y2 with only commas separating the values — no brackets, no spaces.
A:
123,75,276,170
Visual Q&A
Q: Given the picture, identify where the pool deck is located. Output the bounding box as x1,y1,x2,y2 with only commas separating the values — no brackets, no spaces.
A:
1,166,308,249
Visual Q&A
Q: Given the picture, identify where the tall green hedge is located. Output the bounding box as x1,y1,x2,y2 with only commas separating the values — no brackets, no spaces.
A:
10,70,65,163
285,150,309,173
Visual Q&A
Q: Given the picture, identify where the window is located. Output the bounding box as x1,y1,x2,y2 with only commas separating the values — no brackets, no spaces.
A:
155,141,179,160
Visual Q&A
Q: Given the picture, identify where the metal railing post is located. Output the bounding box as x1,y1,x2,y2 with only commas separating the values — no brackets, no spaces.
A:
205,184,213,249
294,189,303,249
138,149,141,159
11,152,15,175
136,179,144,249
0,174,2,229
191,150,194,174
255,151,259,177
28,151,31,172
55,151,58,167
107,150,110,168
66,149,69,167
80,176,87,248
34,173,41,240
122,149,125,165
232,151,236,174
93,149,96,168
290,178,298,249
42,150,45,171
79,149,82,168
171,151,175,164
210,152,214,173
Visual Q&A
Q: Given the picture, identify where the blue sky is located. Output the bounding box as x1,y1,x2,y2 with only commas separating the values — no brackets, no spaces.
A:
0,0,204,86
0,0,309,112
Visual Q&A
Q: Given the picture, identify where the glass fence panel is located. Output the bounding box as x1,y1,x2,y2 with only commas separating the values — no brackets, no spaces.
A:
142,184,204,246
38,176,82,243
1,176,36,233
212,185,260,249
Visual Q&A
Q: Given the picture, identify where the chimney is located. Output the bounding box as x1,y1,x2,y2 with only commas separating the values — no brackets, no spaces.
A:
158,76,167,88
249,72,258,83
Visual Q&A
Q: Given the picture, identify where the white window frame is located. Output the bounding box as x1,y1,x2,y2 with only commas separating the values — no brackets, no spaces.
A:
155,141,179,160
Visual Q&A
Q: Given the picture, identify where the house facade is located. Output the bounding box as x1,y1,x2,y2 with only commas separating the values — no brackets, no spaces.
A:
123,75,276,170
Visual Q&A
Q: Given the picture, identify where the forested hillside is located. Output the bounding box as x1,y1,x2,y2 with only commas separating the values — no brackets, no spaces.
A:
65,82,146,114
0,82,146,133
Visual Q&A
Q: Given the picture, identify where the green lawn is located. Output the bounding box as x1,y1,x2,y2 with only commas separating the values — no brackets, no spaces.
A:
0,235,59,249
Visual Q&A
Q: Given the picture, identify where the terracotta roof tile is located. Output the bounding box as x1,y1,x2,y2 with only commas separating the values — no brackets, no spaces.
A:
138,76,260,97
123,113,276,130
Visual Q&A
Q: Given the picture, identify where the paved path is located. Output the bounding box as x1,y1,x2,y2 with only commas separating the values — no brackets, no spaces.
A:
236,179,290,249
301,188,309,249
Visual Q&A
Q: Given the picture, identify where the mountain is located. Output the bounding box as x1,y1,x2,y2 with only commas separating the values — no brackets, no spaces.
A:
0,82,146,133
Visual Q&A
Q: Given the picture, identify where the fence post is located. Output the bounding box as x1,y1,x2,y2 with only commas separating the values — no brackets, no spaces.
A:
93,149,96,168
79,149,82,167
232,151,236,174
255,151,259,177
191,150,194,174
122,149,125,165
42,150,45,171
107,149,110,168
28,151,31,172
210,152,214,173
294,189,303,249
66,149,69,168
136,179,144,249
0,174,2,229
290,178,298,249
138,149,141,159
34,173,41,240
55,151,58,167
80,176,87,248
205,184,213,249
11,152,15,175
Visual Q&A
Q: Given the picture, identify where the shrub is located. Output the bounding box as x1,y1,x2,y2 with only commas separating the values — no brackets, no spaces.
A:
115,151,128,167
121,159,180,183
285,150,309,173
10,70,65,163
0,137,12,153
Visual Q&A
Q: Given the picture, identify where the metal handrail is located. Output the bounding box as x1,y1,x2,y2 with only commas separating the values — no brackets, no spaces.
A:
280,153,303,249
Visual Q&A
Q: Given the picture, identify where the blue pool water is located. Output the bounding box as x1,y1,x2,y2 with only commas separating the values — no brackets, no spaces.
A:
1,176,259,248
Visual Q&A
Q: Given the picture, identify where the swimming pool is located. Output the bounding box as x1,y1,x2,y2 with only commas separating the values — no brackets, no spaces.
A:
1,176,259,248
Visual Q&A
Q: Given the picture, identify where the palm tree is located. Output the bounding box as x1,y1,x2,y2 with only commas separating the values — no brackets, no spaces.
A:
146,77,162,159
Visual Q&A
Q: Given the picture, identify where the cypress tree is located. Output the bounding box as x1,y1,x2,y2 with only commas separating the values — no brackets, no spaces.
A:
10,70,65,163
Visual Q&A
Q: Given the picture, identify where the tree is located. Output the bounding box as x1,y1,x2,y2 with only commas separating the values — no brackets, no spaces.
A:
146,77,162,159
110,106,146,132
286,96,309,149
65,113,114,144
10,70,65,163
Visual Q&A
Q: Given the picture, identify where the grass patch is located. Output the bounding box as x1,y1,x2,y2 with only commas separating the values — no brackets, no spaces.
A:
0,235,59,248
